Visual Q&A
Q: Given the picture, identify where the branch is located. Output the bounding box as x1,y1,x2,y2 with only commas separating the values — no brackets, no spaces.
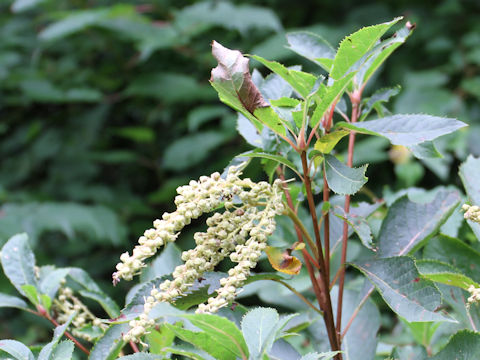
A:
336,89,362,339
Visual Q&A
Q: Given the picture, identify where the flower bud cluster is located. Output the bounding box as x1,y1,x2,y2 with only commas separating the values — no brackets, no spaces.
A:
467,285,480,306
463,204,480,224
53,286,106,341
119,165,285,342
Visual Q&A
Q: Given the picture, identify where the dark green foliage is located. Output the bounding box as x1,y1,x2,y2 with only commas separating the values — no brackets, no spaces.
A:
1,0,480,359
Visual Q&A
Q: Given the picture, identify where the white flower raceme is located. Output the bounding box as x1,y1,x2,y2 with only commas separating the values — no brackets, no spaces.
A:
53,286,106,341
467,285,480,306
116,164,285,342
463,204,480,224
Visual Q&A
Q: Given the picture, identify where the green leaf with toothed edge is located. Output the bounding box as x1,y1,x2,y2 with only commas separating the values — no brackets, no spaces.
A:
0,233,37,296
309,72,355,128
330,17,402,80
416,259,479,290
360,86,401,121
424,235,480,282
89,323,129,360
286,31,336,72
237,151,301,178
250,55,317,98
409,141,443,160
352,256,455,323
358,22,415,86
459,155,480,241
0,340,35,360
324,154,368,195
337,114,467,146
253,106,288,136
377,189,460,258
314,130,349,154
241,307,298,360
116,353,164,359
166,313,248,360
0,293,29,310
162,348,207,360
38,314,75,360
430,330,480,359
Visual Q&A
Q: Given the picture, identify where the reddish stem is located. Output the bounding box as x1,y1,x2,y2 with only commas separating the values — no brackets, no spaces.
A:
300,152,342,360
335,91,361,339
277,168,325,310
323,164,330,282
130,341,140,353
47,315,90,355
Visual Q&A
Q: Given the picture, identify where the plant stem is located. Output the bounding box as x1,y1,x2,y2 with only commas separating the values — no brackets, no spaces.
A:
130,341,140,353
272,279,323,316
45,313,91,355
336,91,361,339
323,161,330,282
300,151,342,360
284,206,318,261
341,286,374,338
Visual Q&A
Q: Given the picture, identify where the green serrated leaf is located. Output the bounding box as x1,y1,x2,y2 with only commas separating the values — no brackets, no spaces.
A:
89,323,129,360
359,22,415,86
173,272,224,311
253,106,288,136
330,17,402,80
79,290,120,318
360,86,401,121
270,97,302,108
314,130,349,154
0,340,35,360
117,353,164,360
430,330,480,359
241,308,279,359
286,31,336,72
251,55,317,98
166,314,248,360
378,189,460,257
0,293,29,310
163,347,207,360
310,73,355,128
337,114,467,146
1,233,37,296
417,259,479,290
50,340,74,360
21,285,39,306
353,257,454,323
324,154,368,195
459,155,480,241
39,268,70,300
38,314,75,360
334,211,373,249
146,324,175,355
237,151,301,178
408,141,443,160
424,235,480,282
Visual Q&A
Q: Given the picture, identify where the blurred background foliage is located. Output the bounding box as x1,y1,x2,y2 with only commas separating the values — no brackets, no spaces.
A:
0,0,479,346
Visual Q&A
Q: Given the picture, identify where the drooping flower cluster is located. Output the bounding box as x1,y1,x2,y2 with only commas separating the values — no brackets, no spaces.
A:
115,164,285,343
462,204,480,224
53,285,107,341
467,285,480,306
